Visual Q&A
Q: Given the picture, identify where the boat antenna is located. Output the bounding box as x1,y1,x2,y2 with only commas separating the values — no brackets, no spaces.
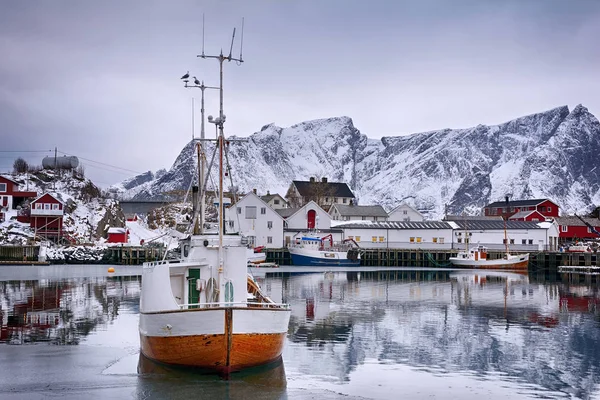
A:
199,20,245,305
228,27,236,59
239,17,244,62
201,13,205,58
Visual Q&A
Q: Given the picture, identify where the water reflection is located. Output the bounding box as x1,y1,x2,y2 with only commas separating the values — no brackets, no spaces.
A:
0,276,140,344
1,267,599,399
136,353,287,399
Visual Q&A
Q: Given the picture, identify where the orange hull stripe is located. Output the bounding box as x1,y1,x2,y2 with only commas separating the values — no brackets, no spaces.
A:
140,332,286,371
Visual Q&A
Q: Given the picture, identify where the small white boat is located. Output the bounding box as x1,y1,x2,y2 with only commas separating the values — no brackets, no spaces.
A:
247,246,267,265
567,242,592,253
449,245,529,270
288,233,361,267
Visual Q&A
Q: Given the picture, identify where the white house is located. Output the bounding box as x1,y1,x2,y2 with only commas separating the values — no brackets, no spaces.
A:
260,191,288,210
225,192,285,248
388,203,424,222
275,201,341,247
329,204,388,222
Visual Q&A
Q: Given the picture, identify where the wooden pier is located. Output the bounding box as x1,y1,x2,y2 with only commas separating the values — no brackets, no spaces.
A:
107,246,166,265
265,247,600,269
0,245,40,262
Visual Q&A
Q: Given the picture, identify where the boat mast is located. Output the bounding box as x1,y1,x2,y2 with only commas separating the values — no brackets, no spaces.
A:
185,80,218,235
504,195,510,256
200,21,244,304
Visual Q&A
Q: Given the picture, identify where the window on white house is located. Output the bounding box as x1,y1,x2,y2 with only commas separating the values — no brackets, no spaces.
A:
343,198,347,204
237,207,241,214
325,198,329,203
379,236,384,242
403,217,410,221
457,238,462,243
561,225,568,232
274,199,280,205
333,197,338,203
403,210,407,215
373,216,378,221
522,239,526,245
267,221,273,229
345,216,350,221
439,238,445,244
267,236,273,244
410,237,415,243
228,221,234,228
510,239,515,245
261,207,266,215
528,239,533,245
245,206,257,219
0,183,5,192
433,237,438,243
372,236,377,242
362,216,366,220
465,238,469,244
355,236,361,242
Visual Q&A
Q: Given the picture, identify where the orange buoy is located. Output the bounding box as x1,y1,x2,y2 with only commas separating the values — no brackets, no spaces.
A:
108,267,115,273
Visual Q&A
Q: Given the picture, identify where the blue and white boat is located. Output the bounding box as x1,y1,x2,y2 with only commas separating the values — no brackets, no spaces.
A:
288,234,361,267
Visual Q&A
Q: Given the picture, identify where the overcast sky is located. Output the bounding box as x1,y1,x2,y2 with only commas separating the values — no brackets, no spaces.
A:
1,0,599,187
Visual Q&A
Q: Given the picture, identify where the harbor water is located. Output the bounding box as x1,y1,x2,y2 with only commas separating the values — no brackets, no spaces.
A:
0,265,599,399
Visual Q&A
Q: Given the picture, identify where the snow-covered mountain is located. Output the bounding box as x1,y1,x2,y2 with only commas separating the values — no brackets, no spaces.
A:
117,104,600,219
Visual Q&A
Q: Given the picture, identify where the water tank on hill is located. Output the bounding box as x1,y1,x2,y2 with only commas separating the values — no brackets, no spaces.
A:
42,155,79,170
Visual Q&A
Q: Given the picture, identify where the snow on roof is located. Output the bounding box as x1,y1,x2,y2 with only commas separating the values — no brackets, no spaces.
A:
107,227,127,234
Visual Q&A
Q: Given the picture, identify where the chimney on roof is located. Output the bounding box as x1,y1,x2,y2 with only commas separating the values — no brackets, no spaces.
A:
309,177,315,183
253,188,257,195
322,177,328,183
267,190,270,196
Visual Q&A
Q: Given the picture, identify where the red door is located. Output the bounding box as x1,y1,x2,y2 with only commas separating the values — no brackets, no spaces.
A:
307,209,316,229
2,196,7,207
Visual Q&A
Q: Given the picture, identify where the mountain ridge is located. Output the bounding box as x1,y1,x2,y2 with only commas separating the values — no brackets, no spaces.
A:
115,104,600,219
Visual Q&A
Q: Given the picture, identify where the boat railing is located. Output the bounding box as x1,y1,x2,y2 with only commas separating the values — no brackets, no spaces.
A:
178,301,291,310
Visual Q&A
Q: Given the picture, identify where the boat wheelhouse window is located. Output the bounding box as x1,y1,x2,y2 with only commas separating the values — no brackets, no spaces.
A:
261,207,266,215
225,281,234,303
228,221,234,228
245,206,257,219
267,236,273,244
267,221,273,229
561,225,568,232
183,244,189,257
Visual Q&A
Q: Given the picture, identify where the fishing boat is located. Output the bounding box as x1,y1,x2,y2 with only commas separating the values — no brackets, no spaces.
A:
449,244,529,269
247,246,267,265
139,36,291,374
449,200,529,270
288,233,361,266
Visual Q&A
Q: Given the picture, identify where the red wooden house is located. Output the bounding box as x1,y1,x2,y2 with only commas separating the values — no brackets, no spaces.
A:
483,199,559,219
0,175,37,222
30,193,64,241
107,227,128,243
555,216,600,242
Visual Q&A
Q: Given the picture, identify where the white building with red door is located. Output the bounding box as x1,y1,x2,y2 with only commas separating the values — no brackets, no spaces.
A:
276,201,340,247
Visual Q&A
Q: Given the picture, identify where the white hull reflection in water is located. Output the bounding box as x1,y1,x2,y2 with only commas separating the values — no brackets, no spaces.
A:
1,265,600,399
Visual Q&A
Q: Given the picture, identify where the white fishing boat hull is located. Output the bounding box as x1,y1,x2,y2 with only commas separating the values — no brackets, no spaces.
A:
449,253,530,270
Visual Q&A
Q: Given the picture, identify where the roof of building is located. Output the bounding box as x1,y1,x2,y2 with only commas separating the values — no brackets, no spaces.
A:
334,221,453,230
389,203,422,215
444,215,504,221
31,192,65,204
292,180,355,199
0,175,20,184
556,216,600,227
485,198,557,208
260,193,285,203
452,220,544,230
332,204,388,217
508,210,545,220
275,207,299,218
107,227,127,234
